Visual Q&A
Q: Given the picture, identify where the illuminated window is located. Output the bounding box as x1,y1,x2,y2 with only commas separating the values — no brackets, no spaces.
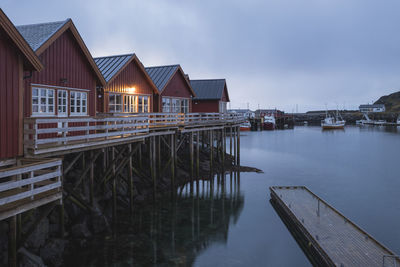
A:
124,95,137,113
138,96,149,113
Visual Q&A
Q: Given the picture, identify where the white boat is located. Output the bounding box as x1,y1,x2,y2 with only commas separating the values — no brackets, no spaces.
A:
356,113,371,125
263,115,276,130
321,110,345,129
240,121,251,131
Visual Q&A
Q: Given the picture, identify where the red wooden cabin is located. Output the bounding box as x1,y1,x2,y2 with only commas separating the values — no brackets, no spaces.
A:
145,65,196,113
16,18,105,119
190,79,230,113
0,9,43,161
94,53,158,113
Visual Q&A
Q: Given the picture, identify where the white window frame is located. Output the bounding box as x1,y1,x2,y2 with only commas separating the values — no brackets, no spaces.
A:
57,90,68,117
138,96,149,113
124,95,137,113
109,93,122,113
219,101,227,113
162,97,171,113
32,87,55,116
70,91,88,116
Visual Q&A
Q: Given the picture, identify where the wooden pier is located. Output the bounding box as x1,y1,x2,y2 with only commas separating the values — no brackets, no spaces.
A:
270,186,400,267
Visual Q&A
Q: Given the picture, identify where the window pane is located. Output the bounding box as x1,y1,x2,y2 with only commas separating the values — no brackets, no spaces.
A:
48,90,54,97
40,89,46,96
32,98,38,105
32,88,38,96
32,106,38,113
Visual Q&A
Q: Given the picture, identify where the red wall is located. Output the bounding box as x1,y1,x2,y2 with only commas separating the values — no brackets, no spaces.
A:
101,59,155,112
156,70,193,112
221,84,229,102
192,100,219,113
0,28,22,159
24,29,97,117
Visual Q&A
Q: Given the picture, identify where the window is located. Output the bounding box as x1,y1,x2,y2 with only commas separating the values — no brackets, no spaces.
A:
138,96,149,113
71,91,88,115
109,94,122,112
219,101,227,113
182,99,189,113
57,90,67,116
32,87,54,115
124,95,137,113
162,98,171,112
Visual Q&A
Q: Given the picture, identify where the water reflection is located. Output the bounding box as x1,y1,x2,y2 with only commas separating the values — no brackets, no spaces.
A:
68,172,244,267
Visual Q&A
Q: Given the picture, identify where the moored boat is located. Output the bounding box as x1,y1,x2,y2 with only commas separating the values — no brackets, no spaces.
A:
240,121,251,131
263,115,276,130
321,110,345,129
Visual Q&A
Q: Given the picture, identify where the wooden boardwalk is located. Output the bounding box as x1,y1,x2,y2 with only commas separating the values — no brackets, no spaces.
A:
270,186,400,267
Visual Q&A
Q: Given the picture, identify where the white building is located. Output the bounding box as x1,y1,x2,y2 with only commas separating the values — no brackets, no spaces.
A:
359,104,385,113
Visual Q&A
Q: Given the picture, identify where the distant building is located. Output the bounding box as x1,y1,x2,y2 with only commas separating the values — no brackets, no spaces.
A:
228,109,255,119
255,109,284,118
190,79,230,113
359,104,385,113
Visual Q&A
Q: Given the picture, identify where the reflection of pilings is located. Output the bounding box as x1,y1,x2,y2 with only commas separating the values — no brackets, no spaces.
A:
237,126,240,166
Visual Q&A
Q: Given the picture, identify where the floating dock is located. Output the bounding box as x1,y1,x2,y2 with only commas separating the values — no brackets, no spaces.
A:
270,186,400,267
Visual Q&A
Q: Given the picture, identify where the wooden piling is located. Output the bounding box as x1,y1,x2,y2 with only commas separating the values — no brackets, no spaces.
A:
9,216,17,267
196,131,200,179
59,202,65,238
233,127,237,165
170,134,175,190
237,126,240,166
128,144,134,212
210,130,213,171
222,128,225,166
112,147,117,220
230,126,232,158
190,132,194,181
89,150,94,205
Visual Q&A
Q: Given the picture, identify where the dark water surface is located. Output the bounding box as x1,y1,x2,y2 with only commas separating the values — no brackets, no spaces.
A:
71,126,400,267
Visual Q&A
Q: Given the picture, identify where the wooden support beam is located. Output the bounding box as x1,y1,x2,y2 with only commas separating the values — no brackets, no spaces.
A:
63,152,82,176
210,130,213,172
9,216,17,267
138,143,142,170
112,147,117,221
90,151,94,205
59,202,65,238
128,144,134,212
190,132,194,181
233,126,237,165
72,150,101,190
196,132,200,179
222,128,225,167
170,134,175,190
229,127,232,158
237,126,240,166
152,136,157,196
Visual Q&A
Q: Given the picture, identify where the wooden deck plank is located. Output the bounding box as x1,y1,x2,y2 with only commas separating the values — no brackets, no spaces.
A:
270,186,400,267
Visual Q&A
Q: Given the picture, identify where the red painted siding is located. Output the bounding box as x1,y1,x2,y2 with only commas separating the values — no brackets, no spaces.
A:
102,59,154,112
157,70,193,112
221,84,229,102
0,28,22,159
192,100,219,113
24,29,97,117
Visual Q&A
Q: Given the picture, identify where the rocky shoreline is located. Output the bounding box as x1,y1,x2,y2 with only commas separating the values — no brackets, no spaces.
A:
0,142,260,267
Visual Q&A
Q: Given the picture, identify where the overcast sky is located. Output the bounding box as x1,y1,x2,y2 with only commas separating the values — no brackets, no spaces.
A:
3,0,400,112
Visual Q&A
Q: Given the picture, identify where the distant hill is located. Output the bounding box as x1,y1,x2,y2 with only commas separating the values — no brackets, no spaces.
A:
374,91,400,112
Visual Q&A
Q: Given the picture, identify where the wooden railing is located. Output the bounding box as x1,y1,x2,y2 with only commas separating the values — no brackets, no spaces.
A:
24,115,149,155
185,112,245,125
0,158,62,220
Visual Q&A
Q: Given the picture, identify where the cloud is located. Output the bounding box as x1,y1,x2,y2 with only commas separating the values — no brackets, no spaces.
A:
3,0,400,112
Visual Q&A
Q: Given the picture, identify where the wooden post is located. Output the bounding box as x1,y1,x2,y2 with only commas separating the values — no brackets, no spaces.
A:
170,134,175,190
202,131,205,149
157,136,161,180
138,143,142,170
112,147,117,220
233,127,237,165
237,126,240,166
210,130,213,172
196,131,200,179
9,216,17,267
222,128,225,166
229,126,232,158
90,150,94,205
151,136,156,197
128,144,134,212
190,132,194,181
59,202,65,238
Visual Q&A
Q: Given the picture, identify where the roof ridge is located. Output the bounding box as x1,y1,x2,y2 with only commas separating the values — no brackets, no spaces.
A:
16,19,70,28
94,53,135,60
191,78,226,82
145,64,179,69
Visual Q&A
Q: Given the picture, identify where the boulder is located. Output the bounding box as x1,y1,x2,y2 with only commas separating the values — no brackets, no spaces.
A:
19,247,46,267
25,218,49,249
40,238,67,267
90,203,109,234
70,221,91,238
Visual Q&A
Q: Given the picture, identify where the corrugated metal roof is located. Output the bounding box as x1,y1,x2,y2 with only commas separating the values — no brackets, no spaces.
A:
16,19,69,51
94,54,134,83
145,65,179,92
190,79,226,100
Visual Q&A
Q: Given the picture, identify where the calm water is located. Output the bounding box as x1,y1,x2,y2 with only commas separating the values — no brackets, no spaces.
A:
71,126,400,267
